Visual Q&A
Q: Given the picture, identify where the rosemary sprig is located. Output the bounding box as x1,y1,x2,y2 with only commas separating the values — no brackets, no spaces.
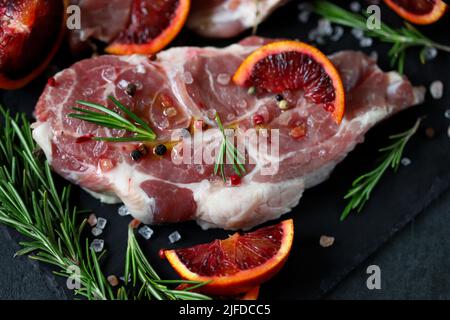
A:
0,106,210,300
124,226,211,300
68,96,157,142
313,1,450,73
340,118,421,221
214,114,246,181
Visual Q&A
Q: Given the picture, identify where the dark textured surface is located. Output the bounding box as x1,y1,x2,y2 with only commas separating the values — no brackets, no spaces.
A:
1,188,449,300
1,0,450,300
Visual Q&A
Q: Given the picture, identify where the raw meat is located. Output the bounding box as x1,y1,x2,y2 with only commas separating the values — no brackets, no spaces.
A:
188,0,289,38
68,0,132,52
33,37,425,230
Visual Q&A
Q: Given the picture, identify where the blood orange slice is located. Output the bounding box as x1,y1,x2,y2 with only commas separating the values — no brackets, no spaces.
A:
0,0,68,89
384,0,447,24
105,0,190,55
233,40,345,124
163,219,294,295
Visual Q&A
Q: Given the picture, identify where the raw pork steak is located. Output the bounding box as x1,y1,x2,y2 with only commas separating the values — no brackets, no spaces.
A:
188,0,289,38
33,37,425,230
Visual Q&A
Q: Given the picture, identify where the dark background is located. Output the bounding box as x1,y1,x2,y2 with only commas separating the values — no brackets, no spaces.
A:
1,0,449,299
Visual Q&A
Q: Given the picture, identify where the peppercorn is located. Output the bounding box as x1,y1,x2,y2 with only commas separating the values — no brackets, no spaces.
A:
230,174,242,186
253,114,264,125
425,127,435,139
278,99,289,110
275,94,284,102
154,144,167,156
47,77,56,87
125,83,137,96
130,149,143,161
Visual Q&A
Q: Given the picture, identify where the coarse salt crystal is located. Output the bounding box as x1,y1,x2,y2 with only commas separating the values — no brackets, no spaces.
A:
360,37,373,48
423,47,438,61
445,109,450,119
217,73,231,85
118,79,129,89
134,64,146,74
118,205,130,216
91,227,103,237
138,225,154,240
401,157,411,166
96,217,107,230
168,231,182,243
330,26,344,42
350,1,361,12
351,28,364,40
90,239,104,252
317,19,333,36
298,11,311,23
430,81,444,99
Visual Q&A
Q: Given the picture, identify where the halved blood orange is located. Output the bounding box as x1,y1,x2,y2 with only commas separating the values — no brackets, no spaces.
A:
163,219,294,295
384,0,447,24
105,0,190,55
233,40,345,124
0,0,68,89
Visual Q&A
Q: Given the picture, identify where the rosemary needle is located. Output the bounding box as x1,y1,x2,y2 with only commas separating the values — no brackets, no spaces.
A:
69,96,157,142
314,1,450,73
0,106,210,300
214,114,246,181
341,118,421,221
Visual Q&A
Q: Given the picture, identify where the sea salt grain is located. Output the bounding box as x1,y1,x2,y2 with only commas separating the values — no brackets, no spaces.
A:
317,19,333,36
217,73,231,85
118,205,130,216
138,225,154,240
350,1,361,12
423,47,438,61
351,28,364,40
320,235,335,248
96,217,107,229
298,11,311,23
91,227,103,237
430,81,444,99
168,231,182,243
90,239,104,253
401,157,411,166
445,109,450,119
360,37,373,48
330,26,344,42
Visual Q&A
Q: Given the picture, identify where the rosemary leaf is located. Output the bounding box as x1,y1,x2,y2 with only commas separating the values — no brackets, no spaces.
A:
69,96,157,142
314,1,450,72
341,118,421,221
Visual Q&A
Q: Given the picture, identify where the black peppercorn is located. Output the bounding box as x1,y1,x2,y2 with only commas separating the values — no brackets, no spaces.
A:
275,94,284,102
130,149,142,161
154,144,167,156
125,83,137,96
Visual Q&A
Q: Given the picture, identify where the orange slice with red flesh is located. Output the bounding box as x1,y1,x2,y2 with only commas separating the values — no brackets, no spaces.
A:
163,219,294,295
384,0,447,25
105,0,190,55
0,0,68,90
233,40,345,124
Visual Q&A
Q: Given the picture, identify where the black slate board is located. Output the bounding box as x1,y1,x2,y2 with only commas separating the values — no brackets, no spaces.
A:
1,0,450,300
